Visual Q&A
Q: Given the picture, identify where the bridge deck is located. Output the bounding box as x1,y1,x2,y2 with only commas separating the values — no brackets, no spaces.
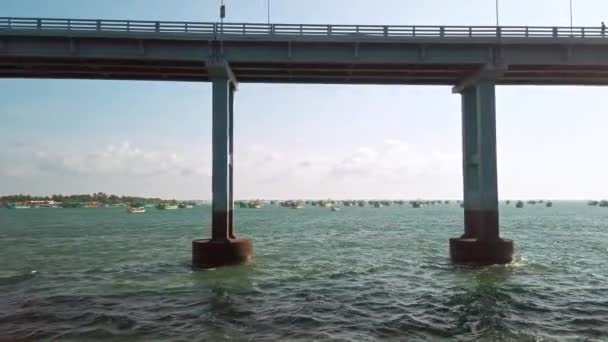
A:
2,17,608,85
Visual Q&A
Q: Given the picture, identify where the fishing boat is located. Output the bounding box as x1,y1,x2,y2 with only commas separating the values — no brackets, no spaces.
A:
331,206,341,211
248,200,263,209
156,204,179,210
412,202,421,208
7,203,30,209
290,202,305,209
546,201,553,207
588,200,599,206
128,207,146,213
516,201,524,208
600,200,608,207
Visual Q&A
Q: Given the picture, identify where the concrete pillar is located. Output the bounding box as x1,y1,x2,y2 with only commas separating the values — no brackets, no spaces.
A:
211,78,232,242
192,65,253,269
461,80,499,241
228,85,236,239
450,80,513,265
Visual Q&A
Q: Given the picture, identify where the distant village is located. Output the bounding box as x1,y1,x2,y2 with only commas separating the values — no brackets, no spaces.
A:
0,192,196,209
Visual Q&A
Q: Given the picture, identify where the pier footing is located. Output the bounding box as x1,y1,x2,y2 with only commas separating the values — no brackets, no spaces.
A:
449,238,513,265
192,238,253,269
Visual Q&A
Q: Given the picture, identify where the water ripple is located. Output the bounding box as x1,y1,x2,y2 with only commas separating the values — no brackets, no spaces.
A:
1,204,608,340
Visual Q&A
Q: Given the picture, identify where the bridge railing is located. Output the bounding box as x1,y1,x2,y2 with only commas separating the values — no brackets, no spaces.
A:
0,17,605,39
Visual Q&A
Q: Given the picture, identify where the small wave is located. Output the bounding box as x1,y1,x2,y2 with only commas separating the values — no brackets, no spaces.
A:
0,270,38,285
506,256,529,268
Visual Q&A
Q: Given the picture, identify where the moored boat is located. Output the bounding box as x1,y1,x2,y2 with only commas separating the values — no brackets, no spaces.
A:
84,202,101,208
248,200,263,209
516,201,524,208
6,202,31,209
290,202,305,209
156,204,179,210
128,207,146,213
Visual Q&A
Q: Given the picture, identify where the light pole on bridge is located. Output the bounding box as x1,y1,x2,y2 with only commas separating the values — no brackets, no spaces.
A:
570,0,574,35
495,0,500,27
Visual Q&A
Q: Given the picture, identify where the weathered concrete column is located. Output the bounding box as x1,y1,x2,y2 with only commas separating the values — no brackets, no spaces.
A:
228,86,236,239
450,80,513,265
192,60,253,269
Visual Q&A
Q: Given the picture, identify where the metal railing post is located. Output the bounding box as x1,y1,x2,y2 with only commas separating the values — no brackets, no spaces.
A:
127,21,130,32
68,19,71,31
299,24,303,35
412,26,416,37
581,27,585,38
96,20,101,31
185,23,189,32
469,26,472,37
37,19,42,30
383,25,388,37
525,26,529,37
440,26,445,37
8,18,11,29
155,21,160,32
497,27,501,38
553,27,558,37
328,24,331,35
356,25,360,33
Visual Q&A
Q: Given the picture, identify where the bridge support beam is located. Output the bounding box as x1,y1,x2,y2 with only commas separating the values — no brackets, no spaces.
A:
450,80,513,265
192,62,253,269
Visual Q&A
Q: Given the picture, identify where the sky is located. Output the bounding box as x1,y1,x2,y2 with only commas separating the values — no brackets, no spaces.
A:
1,0,608,200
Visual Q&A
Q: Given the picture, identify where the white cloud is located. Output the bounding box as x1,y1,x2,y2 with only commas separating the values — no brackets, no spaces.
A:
0,141,209,179
0,140,462,199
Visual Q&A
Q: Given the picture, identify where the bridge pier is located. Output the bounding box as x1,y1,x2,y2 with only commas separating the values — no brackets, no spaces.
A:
450,80,513,265
192,63,253,269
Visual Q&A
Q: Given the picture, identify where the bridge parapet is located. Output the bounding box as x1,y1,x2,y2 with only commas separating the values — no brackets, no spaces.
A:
1,17,607,41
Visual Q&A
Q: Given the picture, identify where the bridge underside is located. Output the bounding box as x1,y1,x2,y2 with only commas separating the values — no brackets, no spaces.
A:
3,57,608,85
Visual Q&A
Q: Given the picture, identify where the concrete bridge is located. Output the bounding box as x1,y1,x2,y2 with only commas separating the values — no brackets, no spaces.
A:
4,17,608,267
